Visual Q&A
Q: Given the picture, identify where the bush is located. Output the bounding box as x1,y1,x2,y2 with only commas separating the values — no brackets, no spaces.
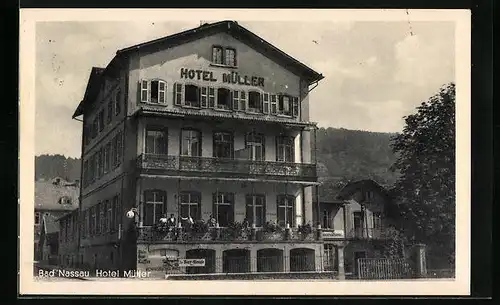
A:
262,221,283,233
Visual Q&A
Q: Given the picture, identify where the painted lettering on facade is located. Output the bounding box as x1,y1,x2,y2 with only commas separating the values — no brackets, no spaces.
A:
180,68,264,88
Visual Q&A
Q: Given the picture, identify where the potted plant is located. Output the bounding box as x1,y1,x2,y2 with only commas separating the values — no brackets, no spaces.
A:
257,221,284,241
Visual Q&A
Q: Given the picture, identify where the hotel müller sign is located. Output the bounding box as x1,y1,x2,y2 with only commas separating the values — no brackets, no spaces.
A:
180,68,265,88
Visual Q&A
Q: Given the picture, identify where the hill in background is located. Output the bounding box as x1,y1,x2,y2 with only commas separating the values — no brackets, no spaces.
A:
35,128,400,186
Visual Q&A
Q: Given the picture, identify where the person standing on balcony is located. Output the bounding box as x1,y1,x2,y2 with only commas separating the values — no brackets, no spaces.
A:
159,214,168,224
166,214,176,230
181,215,194,231
208,214,217,227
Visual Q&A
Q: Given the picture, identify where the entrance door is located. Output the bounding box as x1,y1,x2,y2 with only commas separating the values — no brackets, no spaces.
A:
353,212,364,238
354,251,366,276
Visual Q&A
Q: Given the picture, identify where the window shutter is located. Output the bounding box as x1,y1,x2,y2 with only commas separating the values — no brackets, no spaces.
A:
174,83,183,106
232,90,239,111
147,80,152,103
263,93,270,114
158,81,166,104
140,80,148,102
200,87,208,108
292,97,299,117
270,94,277,114
212,193,217,216
208,87,215,108
240,91,246,111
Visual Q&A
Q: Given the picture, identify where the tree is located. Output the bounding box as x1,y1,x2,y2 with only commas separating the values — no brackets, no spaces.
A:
390,83,456,267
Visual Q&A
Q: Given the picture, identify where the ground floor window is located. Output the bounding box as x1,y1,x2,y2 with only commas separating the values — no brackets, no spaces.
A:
323,244,338,271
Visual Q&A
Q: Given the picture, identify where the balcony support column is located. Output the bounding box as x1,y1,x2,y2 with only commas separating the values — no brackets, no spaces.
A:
335,245,345,280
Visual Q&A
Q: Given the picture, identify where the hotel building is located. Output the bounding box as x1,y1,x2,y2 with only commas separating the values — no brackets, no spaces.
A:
72,20,331,277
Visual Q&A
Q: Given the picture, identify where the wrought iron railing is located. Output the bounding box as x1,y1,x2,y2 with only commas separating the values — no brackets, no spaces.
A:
136,154,317,180
136,226,320,243
346,227,388,240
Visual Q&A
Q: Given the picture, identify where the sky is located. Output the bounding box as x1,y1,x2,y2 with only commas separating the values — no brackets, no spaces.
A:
35,20,455,158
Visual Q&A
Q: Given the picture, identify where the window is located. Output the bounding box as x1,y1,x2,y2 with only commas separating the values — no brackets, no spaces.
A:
246,195,265,227
94,152,100,180
225,48,236,67
217,88,231,110
213,132,233,159
98,147,104,177
278,95,292,116
107,101,112,124
143,190,166,226
364,191,375,202
103,143,110,173
372,212,382,228
276,136,294,162
111,195,119,231
322,209,332,229
98,110,105,131
181,129,201,157
35,212,40,225
179,191,201,219
248,91,262,112
213,192,234,227
111,137,117,168
96,203,102,234
84,125,90,146
353,212,364,237
82,210,88,238
212,46,237,66
246,132,265,161
141,80,166,104
90,206,96,236
185,85,200,107
105,200,112,233
277,195,295,227
114,88,122,116
145,128,168,155
92,118,98,139
115,132,123,166
212,46,223,64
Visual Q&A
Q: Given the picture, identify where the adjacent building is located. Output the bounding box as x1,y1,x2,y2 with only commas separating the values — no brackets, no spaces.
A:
71,20,331,276
34,177,79,261
313,178,403,278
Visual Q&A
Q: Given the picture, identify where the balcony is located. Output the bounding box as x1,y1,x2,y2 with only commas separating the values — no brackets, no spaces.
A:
136,226,321,243
135,154,317,182
346,228,388,240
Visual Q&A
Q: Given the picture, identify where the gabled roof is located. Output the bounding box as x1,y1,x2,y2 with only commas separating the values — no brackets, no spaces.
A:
72,67,105,118
35,178,79,212
336,179,391,201
312,177,350,204
72,20,324,118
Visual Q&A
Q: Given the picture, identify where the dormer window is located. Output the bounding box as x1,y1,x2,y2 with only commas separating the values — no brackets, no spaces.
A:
212,46,223,65
212,46,237,67
59,196,72,205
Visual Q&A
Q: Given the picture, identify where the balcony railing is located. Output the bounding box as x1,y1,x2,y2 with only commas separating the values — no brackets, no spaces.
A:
136,226,321,243
136,154,317,181
346,228,388,240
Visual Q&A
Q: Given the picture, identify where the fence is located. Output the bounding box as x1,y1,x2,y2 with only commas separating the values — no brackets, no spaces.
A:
357,258,413,280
